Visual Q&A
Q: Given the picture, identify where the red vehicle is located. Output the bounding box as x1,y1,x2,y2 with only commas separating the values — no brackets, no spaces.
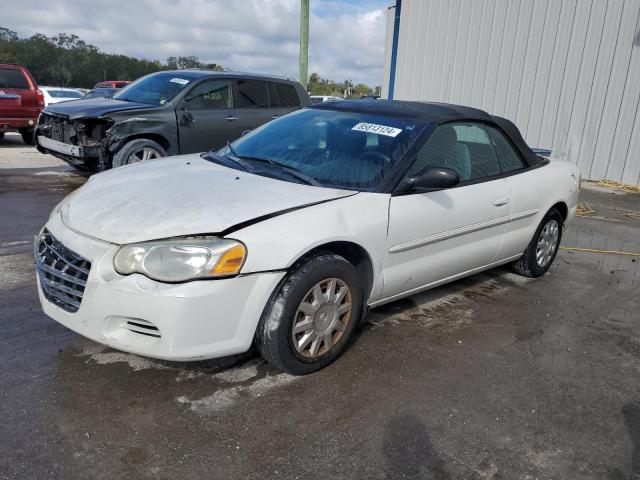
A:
0,64,44,144
93,80,130,89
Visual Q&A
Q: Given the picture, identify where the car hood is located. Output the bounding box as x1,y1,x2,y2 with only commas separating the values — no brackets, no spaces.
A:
43,97,154,119
60,155,356,244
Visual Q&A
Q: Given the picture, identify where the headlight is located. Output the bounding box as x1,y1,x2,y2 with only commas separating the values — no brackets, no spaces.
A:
113,237,246,282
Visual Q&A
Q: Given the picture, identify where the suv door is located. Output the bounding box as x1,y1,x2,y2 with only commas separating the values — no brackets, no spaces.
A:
382,122,512,301
267,81,302,119
177,79,237,153
233,79,271,135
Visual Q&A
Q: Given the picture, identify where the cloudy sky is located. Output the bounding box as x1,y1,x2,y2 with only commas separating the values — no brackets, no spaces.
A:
2,0,390,86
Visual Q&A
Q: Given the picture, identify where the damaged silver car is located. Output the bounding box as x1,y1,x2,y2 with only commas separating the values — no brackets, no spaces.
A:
35,70,309,170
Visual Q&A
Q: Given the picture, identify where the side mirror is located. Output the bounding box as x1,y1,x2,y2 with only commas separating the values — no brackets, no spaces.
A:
402,166,460,193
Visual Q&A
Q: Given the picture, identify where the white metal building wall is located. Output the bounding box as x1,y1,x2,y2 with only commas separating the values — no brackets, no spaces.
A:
382,0,640,183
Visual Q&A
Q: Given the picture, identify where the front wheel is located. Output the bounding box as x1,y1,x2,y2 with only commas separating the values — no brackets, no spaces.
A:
255,252,363,375
512,208,563,277
111,138,166,168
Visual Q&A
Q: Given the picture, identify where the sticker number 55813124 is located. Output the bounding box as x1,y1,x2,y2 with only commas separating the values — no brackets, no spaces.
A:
351,122,402,137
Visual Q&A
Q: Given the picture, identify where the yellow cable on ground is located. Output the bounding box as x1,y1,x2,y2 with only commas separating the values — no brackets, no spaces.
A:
575,202,595,216
595,180,640,194
560,246,640,257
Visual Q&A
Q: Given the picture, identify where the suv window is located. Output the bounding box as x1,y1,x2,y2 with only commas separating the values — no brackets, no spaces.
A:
185,80,232,110
235,80,268,108
0,69,29,89
485,125,527,173
407,122,500,182
268,82,300,107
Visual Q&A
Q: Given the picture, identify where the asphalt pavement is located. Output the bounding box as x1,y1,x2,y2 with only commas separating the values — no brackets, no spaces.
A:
1,133,639,479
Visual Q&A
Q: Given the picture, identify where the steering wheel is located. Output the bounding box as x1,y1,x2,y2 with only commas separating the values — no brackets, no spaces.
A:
358,151,391,166
358,151,392,174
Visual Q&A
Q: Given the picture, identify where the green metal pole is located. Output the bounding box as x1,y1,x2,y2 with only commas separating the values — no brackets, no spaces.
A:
299,0,309,90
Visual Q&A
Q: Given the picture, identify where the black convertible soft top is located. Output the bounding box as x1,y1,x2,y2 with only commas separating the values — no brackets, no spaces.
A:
312,99,542,167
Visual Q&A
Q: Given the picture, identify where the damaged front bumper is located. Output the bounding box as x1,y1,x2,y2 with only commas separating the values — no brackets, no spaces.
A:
37,135,99,162
35,112,111,167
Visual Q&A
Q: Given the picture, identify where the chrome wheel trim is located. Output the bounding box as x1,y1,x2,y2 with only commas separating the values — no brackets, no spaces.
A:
536,219,559,267
292,278,352,358
128,147,162,164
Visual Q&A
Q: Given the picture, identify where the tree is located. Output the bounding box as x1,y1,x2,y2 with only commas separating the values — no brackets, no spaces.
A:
0,27,225,87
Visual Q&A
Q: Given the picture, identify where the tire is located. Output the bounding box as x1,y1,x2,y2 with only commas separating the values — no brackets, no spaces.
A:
255,252,364,375
111,138,166,168
20,128,35,145
512,208,563,278
0,132,5,140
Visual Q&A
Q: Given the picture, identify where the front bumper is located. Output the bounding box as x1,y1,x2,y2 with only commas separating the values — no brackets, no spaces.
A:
35,134,99,166
36,214,285,361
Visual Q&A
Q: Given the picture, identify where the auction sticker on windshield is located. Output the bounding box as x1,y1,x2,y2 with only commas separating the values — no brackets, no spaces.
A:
352,123,402,137
170,78,190,85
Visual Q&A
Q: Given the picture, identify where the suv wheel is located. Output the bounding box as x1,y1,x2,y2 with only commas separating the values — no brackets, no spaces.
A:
19,128,35,145
255,252,363,375
112,138,166,168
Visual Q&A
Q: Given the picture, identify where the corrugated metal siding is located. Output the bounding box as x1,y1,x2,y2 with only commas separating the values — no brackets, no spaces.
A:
383,0,640,183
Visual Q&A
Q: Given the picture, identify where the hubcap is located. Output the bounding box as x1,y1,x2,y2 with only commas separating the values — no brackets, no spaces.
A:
292,278,352,358
536,219,559,267
128,147,161,164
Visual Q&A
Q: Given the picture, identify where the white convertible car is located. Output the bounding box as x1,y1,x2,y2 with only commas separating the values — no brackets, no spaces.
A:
35,100,580,374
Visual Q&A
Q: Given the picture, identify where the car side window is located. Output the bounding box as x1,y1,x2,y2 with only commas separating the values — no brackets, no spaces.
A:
235,80,268,108
485,125,527,173
184,80,232,110
272,82,300,107
406,122,500,182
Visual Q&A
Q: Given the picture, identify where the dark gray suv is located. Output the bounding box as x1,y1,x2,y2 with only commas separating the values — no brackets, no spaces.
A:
35,70,309,170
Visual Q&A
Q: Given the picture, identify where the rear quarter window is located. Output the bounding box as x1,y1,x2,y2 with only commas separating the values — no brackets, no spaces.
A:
235,79,268,108
270,82,300,107
0,69,30,89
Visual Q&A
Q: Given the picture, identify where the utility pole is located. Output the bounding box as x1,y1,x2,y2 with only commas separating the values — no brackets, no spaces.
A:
299,0,309,90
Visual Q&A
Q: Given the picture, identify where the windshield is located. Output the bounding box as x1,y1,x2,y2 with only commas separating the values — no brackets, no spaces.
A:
207,108,424,191
112,72,192,105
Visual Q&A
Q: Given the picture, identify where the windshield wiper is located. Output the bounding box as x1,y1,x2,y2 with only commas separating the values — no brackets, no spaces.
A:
238,155,322,186
202,148,251,172
210,143,321,187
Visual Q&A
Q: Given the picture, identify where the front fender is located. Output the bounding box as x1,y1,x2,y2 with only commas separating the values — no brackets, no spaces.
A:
231,192,390,303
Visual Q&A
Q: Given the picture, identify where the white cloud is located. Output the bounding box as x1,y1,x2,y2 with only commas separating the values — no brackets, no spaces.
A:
1,0,389,86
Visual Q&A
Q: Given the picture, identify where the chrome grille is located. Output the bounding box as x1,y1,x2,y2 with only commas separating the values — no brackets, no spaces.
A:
34,230,91,313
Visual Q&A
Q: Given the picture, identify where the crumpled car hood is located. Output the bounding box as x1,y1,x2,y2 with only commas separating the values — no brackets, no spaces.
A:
60,155,355,244
44,98,153,120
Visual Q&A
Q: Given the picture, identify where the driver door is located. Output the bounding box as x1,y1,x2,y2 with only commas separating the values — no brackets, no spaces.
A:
177,79,239,153
381,122,512,301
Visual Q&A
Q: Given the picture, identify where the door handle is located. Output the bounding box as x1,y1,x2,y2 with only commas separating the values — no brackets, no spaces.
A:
493,196,510,206
271,114,279,119
225,115,238,121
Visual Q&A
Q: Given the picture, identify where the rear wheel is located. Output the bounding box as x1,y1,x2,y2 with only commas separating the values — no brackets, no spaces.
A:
19,128,35,145
255,252,363,375
512,208,563,277
111,138,166,168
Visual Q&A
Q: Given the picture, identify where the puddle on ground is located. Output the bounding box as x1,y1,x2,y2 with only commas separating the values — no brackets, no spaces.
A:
71,341,297,415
